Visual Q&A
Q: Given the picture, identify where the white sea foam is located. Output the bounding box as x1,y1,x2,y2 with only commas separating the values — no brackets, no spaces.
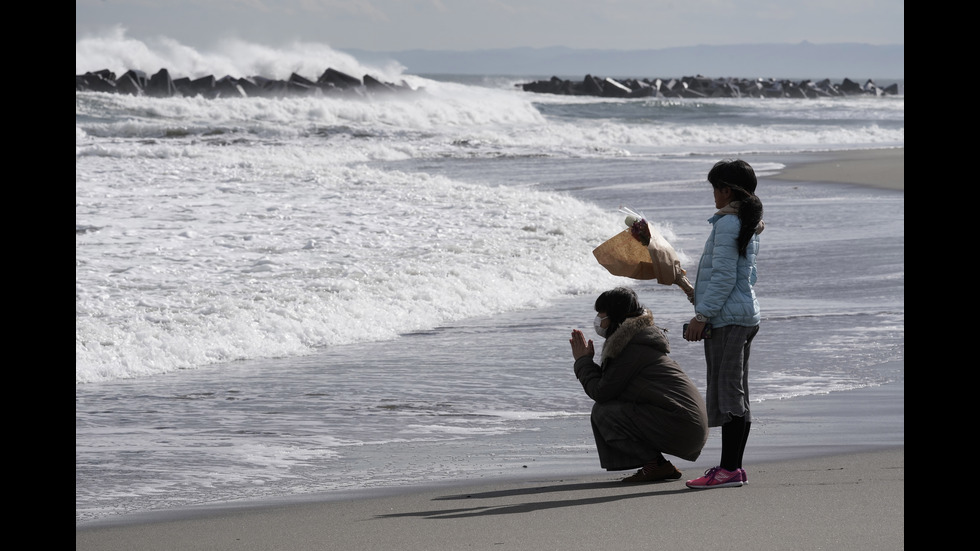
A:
76,159,624,382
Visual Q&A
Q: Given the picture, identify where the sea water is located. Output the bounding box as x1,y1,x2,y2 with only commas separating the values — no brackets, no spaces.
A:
76,37,904,524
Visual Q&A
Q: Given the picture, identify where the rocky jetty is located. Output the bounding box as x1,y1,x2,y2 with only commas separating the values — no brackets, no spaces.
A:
75,67,415,98
519,74,901,98
76,67,901,99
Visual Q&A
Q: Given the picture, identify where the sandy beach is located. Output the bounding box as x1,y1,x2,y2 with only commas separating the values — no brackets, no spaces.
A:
768,147,904,191
76,449,903,551
76,148,904,551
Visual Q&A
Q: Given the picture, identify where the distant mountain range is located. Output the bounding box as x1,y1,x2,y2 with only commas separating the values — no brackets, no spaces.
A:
341,42,904,81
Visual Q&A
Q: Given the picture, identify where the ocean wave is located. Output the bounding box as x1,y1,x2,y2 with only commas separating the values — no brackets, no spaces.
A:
75,163,626,384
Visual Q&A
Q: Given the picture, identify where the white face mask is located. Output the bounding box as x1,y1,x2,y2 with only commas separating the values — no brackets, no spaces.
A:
593,314,609,338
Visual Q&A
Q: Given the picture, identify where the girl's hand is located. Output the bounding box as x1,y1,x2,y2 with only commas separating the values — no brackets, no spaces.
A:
684,318,707,341
569,329,595,360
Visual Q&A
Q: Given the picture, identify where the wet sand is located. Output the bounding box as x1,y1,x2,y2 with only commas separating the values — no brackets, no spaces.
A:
769,147,904,190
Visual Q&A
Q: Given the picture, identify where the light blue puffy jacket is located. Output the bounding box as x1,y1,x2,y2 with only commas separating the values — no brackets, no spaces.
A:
693,213,761,328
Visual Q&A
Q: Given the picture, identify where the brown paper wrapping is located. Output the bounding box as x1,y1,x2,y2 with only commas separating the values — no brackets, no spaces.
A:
592,229,693,294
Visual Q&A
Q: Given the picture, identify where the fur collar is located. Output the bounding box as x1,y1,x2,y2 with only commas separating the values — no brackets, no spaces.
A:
601,309,656,363
715,201,766,234
714,201,741,216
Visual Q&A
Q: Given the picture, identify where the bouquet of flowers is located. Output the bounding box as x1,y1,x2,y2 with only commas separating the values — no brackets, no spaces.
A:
592,207,694,299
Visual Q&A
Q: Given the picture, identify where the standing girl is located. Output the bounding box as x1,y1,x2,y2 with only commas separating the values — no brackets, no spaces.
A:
683,159,764,489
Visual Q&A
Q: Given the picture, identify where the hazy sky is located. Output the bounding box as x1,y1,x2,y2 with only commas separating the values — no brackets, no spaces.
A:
76,0,904,52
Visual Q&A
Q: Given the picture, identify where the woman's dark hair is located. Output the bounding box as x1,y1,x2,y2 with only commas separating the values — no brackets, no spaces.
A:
708,159,764,257
595,287,645,336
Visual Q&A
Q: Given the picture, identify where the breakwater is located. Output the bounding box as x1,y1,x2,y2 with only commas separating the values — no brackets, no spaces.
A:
519,74,900,98
75,67,414,98
75,67,900,99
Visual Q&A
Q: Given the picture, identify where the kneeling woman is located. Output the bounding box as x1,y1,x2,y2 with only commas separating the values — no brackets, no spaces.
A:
569,287,709,483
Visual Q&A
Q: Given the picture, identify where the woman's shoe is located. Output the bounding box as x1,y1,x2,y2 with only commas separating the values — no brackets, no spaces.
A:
621,461,682,483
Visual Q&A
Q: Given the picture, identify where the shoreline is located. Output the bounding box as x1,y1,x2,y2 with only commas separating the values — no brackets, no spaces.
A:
77,447,904,551
76,147,904,550
77,360,904,550
77,372,904,519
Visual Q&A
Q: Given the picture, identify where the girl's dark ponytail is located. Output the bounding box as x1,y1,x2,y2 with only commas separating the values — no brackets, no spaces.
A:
707,159,764,257
735,194,763,256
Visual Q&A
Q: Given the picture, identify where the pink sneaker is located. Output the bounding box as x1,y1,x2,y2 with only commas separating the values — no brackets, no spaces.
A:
685,466,743,489
738,468,748,484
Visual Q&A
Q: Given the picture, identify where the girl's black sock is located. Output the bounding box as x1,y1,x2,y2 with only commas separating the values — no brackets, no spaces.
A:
721,416,747,471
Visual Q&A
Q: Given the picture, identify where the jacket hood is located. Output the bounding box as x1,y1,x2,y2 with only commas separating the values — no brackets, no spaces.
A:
600,309,669,363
